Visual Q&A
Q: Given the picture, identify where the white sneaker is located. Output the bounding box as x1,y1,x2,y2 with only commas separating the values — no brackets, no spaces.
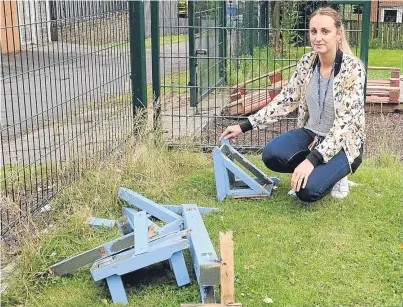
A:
288,189,298,199
331,176,349,199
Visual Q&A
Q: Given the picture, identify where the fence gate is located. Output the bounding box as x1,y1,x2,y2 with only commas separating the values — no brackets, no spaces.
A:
189,1,226,107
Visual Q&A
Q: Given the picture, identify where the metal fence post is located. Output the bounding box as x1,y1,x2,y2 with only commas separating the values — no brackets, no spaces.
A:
360,1,370,69
219,0,227,83
129,1,147,115
361,0,371,100
248,1,254,55
151,0,160,128
189,0,198,107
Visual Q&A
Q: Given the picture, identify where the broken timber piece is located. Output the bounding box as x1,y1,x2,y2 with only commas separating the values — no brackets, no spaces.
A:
119,187,182,223
162,205,220,216
219,232,235,305
213,139,279,201
183,204,221,304
180,232,242,307
87,217,117,228
49,224,189,277
91,235,190,305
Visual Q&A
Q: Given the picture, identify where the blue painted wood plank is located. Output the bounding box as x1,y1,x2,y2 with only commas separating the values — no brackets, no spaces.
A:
150,229,191,246
161,205,220,215
158,219,184,236
223,143,279,185
88,217,117,228
91,238,189,281
50,232,135,276
119,188,181,223
50,226,190,276
220,139,231,146
105,275,128,305
182,204,220,286
227,188,266,196
213,147,231,201
222,157,270,195
169,251,191,287
123,207,161,233
134,211,149,255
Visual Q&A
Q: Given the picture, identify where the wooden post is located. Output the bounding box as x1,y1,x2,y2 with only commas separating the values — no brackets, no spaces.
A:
219,232,235,305
181,231,242,307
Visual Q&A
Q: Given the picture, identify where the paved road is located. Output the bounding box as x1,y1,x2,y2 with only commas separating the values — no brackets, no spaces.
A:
1,41,188,140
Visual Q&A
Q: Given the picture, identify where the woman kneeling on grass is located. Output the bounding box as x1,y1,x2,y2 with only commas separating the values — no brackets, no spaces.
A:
220,7,366,202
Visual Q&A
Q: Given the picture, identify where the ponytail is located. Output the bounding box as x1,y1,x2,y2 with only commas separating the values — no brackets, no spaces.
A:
339,23,353,55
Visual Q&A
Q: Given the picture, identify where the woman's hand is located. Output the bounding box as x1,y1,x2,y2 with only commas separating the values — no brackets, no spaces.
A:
291,159,314,192
219,125,243,143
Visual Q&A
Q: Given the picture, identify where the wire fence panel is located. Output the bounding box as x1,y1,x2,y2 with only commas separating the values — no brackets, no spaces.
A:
159,1,368,152
1,0,133,248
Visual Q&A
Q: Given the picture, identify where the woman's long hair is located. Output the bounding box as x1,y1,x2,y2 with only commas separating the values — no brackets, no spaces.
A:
310,7,353,55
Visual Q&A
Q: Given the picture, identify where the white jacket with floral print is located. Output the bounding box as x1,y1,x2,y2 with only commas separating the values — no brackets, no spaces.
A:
248,51,366,169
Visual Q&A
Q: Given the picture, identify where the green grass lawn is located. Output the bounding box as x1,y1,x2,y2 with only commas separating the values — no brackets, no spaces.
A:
360,49,403,79
2,135,402,307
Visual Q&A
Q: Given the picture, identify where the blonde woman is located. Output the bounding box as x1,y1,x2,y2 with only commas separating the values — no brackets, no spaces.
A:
220,7,366,202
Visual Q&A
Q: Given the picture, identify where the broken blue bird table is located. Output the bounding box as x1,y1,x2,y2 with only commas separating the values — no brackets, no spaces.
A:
213,139,280,201
50,188,222,305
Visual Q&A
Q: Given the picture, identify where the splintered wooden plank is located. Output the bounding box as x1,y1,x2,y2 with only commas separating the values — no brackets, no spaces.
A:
182,204,221,286
119,188,181,223
134,211,149,255
219,232,235,305
161,205,220,216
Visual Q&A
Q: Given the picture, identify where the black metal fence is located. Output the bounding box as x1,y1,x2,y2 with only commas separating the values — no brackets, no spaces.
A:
1,0,133,245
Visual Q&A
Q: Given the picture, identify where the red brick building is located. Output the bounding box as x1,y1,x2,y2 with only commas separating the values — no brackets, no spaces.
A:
371,0,403,22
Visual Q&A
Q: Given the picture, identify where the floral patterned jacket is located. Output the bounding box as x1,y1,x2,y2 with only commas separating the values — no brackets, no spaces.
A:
248,51,366,171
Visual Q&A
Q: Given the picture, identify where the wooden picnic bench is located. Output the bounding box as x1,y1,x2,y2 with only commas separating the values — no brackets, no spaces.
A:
366,66,400,104
226,64,296,116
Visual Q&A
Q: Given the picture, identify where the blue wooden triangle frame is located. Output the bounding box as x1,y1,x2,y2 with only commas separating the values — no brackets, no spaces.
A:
213,139,280,201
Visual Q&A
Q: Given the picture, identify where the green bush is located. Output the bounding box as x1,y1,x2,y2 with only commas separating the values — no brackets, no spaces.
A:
390,40,403,50
369,38,383,49
368,37,403,50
